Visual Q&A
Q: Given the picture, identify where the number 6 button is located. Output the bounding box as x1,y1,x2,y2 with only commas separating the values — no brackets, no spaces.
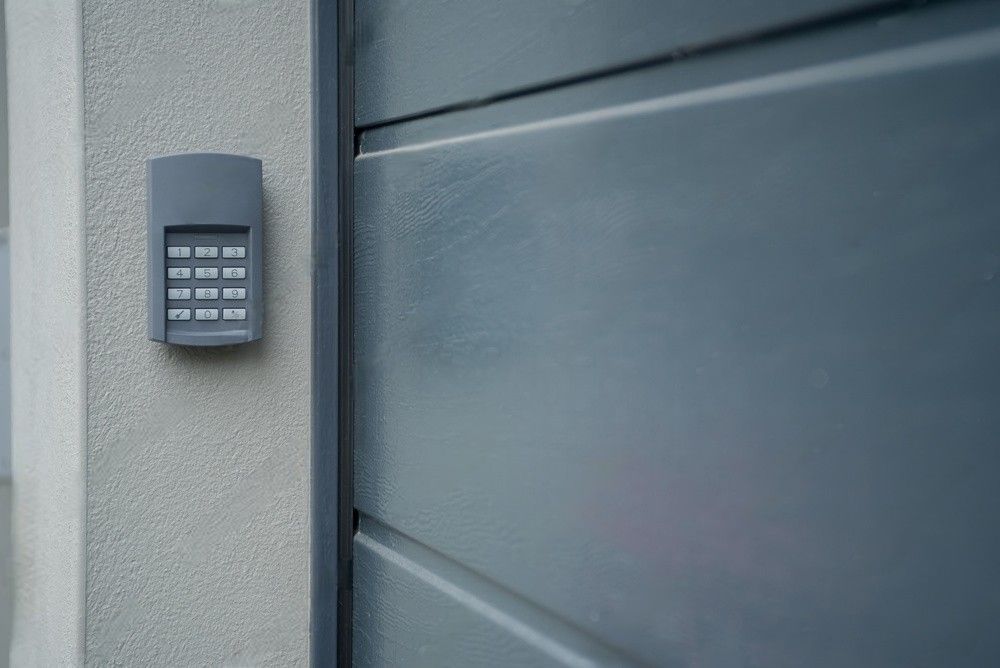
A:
222,267,246,279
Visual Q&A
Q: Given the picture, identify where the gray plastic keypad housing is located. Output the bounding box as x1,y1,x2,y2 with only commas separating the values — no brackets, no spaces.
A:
147,153,263,346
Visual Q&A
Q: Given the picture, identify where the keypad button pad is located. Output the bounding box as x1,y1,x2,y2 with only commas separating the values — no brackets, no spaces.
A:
195,267,219,280
163,234,250,335
195,246,218,259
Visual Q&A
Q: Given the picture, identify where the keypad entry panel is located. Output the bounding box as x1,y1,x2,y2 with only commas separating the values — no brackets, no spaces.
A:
165,231,250,330
147,153,263,346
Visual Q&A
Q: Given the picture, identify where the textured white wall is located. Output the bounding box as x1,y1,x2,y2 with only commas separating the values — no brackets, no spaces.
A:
81,0,312,664
0,1,13,662
9,0,312,664
7,1,87,665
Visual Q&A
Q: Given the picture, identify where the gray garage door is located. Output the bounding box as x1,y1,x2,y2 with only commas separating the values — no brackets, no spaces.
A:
348,1,1000,665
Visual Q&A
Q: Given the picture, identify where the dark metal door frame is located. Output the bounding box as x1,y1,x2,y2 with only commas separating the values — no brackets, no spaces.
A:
311,0,354,665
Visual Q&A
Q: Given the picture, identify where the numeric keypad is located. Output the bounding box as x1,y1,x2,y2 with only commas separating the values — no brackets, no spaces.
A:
163,243,248,328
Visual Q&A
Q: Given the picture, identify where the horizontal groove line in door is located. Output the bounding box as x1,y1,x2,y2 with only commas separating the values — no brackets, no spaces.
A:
358,1,1000,156
355,0,927,127
355,512,642,667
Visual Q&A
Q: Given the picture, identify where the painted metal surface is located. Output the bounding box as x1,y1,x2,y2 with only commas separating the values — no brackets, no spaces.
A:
355,0,883,126
352,3,1000,666
311,0,347,665
354,515,631,667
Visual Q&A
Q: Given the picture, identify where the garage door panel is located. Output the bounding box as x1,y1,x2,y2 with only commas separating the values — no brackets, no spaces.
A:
356,0,885,126
354,516,636,667
354,10,1000,668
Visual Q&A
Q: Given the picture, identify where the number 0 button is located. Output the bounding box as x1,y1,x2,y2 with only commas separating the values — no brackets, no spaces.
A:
222,267,246,279
195,308,219,321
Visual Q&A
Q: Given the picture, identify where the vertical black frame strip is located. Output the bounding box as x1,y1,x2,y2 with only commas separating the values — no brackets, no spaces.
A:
336,0,356,663
311,0,354,665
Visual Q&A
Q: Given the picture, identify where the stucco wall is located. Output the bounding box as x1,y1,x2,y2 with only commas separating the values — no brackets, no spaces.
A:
81,0,312,664
8,0,312,664
0,1,14,663
7,1,88,665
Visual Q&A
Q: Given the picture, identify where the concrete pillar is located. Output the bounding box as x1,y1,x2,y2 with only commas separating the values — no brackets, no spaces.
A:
7,1,312,663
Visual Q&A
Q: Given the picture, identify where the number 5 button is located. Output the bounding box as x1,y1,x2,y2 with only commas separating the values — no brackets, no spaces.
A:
222,267,245,279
